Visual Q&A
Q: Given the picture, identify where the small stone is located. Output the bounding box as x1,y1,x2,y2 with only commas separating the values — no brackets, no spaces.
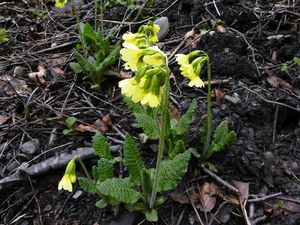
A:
43,204,52,213
154,17,169,41
13,66,25,77
72,190,83,199
21,139,40,155
291,162,298,171
264,151,273,161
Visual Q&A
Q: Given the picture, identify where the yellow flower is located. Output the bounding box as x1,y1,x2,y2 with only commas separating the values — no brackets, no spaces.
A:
138,22,160,44
55,0,67,8
143,46,166,67
120,43,144,71
175,51,207,88
58,158,77,192
122,33,149,48
141,90,162,108
118,78,145,103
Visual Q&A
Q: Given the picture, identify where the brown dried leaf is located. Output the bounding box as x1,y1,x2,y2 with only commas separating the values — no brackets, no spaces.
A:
234,181,249,203
0,115,9,125
196,182,217,212
169,104,181,121
267,75,293,90
169,190,190,204
28,64,47,84
214,89,225,104
45,54,68,66
0,74,31,94
117,70,132,79
75,115,111,133
284,201,300,213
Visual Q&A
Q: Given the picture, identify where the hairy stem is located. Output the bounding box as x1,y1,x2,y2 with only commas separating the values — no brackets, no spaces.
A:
71,0,81,39
75,156,92,180
149,73,170,208
203,59,212,160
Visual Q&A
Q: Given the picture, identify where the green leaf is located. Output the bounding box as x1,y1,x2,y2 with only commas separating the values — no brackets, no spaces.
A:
168,139,185,159
141,169,152,196
65,117,76,129
293,57,300,66
95,199,108,208
63,129,72,135
135,113,159,139
92,158,114,183
78,177,97,194
73,49,96,75
210,120,237,152
69,62,83,73
124,96,147,114
172,99,197,136
97,178,140,204
145,209,158,222
92,133,112,159
97,41,121,72
123,135,145,184
158,150,191,192
0,28,8,44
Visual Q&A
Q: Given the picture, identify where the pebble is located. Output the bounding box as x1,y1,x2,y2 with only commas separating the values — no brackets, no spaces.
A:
72,190,83,199
43,204,52,213
13,66,25,77
154,17,169,41
21,139,40,155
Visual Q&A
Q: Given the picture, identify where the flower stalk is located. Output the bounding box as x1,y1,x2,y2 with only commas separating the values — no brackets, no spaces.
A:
149,71,170,208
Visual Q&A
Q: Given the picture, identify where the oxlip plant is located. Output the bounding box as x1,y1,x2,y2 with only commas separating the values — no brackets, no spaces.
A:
58,21,236,221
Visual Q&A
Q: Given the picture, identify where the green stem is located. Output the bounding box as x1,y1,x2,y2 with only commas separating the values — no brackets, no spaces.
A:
203,59,212,160
75,156,92,180
149,72,170,208
71,0,82,41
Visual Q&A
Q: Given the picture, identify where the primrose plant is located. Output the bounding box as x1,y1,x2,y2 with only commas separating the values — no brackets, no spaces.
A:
58,22,236,221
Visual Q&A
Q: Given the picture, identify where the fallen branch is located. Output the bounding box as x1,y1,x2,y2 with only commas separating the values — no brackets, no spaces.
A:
0,145,121,191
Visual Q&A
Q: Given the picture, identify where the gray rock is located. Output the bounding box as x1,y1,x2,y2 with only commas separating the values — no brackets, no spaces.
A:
21,139,40,155
72,190,83,199
154,17,169,41
13,66,25,77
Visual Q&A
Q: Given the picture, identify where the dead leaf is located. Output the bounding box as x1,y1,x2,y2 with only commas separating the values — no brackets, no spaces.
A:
51,67,65,77
214,89,225,104
267,75,293,90
0,74,31,94
75,115,111,133
169,190,190,204
0,115,9,125
28,64,47,84
215,25,227,33
45,54,67,66
284,201,300,213
195,182,217,212
117,70,132,79
234,181,249,203
169,104,181,121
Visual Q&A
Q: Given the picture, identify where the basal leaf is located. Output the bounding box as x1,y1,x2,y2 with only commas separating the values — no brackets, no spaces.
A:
78,177,97,194
210,121,236,152
97,178,140,204
135,113,159,139
92,133,112,159
123,135,144,184
158,150,191,192
92,158,114,183
172,99,197,136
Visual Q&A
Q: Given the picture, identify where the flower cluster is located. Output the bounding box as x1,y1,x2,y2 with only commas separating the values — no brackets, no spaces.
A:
119,22,167,108
175,50,208,88
55,0,67,8
58,158,77,192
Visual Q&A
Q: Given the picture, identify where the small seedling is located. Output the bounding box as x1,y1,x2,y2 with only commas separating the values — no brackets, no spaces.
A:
0,28,8,44
63,117,77,135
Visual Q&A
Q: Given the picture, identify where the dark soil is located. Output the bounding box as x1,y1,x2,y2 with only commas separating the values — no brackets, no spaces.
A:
1,0,300,225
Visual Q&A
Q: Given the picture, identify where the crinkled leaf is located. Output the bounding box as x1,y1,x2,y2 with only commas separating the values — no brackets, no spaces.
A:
69,62,82,73
135,113,159,139
78,177,97,194
97,178,140,204
92,158,114,183
172,99,197,136
95,199,107,208
145,209,158,222
158,150,191,192
92,133,112,159
124,135,144,184
210,121,236,152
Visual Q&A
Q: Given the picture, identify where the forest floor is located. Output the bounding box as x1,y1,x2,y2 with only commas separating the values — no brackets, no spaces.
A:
0,0,300,225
